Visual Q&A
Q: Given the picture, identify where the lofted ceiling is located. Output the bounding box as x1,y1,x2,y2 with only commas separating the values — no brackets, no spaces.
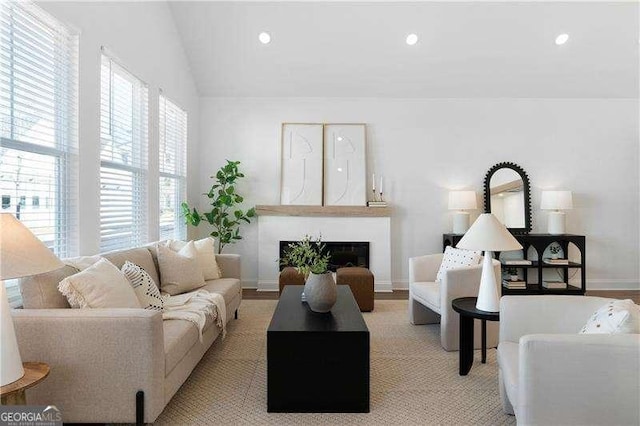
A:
169,1,639,98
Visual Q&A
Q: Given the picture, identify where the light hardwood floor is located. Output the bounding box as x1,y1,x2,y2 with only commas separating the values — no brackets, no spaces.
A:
243,288,640,303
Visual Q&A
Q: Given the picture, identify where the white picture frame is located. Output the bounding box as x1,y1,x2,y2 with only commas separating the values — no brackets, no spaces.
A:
323,123,367,206
280,123,323,205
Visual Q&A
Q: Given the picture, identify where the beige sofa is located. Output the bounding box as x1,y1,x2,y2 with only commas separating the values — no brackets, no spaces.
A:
12,245,242,424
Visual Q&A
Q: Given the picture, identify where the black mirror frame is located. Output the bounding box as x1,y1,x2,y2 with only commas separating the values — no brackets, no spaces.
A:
483,162,532,234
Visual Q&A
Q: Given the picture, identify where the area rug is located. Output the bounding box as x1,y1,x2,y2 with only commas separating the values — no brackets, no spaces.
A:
155,300,516,425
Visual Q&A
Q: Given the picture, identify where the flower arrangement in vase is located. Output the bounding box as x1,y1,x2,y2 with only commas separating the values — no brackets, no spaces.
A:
280,235,336,313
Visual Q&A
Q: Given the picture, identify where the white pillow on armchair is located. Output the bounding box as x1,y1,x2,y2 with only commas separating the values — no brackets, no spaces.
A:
435,246,482,282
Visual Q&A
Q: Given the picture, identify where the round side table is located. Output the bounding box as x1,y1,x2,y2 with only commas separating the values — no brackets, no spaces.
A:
0,362,50,405
452,297,499,376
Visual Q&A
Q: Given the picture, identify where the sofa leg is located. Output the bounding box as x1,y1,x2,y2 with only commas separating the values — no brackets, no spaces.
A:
235,309,238,320
136,390,144,425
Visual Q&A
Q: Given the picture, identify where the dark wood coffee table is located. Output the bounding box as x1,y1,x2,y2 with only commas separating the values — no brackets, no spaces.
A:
267,285,370,413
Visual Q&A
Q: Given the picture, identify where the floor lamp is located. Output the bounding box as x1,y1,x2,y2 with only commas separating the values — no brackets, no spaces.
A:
1,213,63,386
456,213,522,312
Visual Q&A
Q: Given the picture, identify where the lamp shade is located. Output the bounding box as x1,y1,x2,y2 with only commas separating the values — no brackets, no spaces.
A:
456,213,522,252
0,213,63,280
540,190,573,211
448,191,477,211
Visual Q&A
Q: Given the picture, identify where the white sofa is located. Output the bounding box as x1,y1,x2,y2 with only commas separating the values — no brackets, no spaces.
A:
498,295,640,426
408,253,501,351
12,245,242,423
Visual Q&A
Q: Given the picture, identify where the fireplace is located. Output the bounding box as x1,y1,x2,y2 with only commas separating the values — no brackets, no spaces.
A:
279,241,370,272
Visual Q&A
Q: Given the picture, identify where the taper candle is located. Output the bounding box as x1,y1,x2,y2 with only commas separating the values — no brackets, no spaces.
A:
372,173,376,191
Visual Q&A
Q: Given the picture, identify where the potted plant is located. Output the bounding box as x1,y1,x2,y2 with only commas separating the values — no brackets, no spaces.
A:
506,267,519,282
182,160,255,253
549,244,561,260
280,235,336,313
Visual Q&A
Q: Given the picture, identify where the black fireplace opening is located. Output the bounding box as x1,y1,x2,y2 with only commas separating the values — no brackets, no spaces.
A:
279,241,370,272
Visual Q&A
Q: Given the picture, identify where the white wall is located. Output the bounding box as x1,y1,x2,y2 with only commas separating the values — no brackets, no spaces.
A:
198,97,639,290
38,1,200,255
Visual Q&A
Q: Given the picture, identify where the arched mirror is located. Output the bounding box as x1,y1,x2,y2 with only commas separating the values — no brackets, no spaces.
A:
484,162,531,234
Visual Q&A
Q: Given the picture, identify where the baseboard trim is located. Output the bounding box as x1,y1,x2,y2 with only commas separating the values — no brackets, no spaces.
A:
391,279,640,291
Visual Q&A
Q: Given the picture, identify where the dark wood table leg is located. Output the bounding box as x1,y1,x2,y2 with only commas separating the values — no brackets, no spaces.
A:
481,319,487,364
459,314,474,376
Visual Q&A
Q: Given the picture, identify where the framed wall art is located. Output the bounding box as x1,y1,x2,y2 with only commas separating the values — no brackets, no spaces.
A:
280,123,323,205
323,123,367,206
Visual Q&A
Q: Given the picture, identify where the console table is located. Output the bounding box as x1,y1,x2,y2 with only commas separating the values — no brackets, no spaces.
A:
443,233,586,295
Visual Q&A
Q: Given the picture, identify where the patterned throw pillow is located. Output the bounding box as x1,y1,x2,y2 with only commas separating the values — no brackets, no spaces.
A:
122,261,164,311
580,299,640,334
435,246,482,282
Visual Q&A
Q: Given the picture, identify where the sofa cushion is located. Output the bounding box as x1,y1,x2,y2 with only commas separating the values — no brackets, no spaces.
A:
58,258,141,309
122,261,164,311
201,278,241,305
410,281,441,314
580,299,640,334
103,248,161,289
19,265,75,309
163,319,199,375
157,242,206,295
497,341,520,408
168,238,221,280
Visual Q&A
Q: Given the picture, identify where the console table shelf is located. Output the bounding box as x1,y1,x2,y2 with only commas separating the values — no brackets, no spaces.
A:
443,233,586,296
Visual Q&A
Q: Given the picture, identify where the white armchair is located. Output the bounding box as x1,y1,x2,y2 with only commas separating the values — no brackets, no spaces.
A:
498,296,640,426
408,253,501,351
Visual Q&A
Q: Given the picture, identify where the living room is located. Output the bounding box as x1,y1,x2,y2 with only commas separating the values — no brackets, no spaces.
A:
0,0,638,425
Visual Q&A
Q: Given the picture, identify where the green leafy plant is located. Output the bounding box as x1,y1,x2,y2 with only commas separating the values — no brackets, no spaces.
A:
549,244,561,254
280,235,331,278
182,160,255,253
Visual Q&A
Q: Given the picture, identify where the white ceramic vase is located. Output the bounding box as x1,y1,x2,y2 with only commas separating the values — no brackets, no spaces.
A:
304,272,337,313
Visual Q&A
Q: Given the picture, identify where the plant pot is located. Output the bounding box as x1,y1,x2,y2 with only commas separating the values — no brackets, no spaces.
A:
551,254,559,260
304,272,337,313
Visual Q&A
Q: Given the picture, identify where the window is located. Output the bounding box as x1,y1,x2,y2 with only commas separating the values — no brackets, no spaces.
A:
99,52,148,252
1,1,78,306
158,93,187,241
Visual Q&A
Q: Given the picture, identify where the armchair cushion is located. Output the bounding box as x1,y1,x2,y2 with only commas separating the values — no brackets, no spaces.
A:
409,281,440,314
435,246,481,282
580,299,640,334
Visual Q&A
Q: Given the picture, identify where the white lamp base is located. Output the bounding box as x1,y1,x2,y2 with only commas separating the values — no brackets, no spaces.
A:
452,211,470,234
547,211,566,235
1,284,25,386
476,251,500,313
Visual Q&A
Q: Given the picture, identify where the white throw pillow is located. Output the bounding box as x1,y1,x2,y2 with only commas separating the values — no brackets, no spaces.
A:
122,261,164,311
58,258,141,309
436,246,482,282
168,237,221,280
580,299,640,334
158,241,206,295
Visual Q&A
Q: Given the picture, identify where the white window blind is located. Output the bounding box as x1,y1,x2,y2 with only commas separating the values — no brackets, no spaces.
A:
100,53,148,252
0,1,78,306
158,93,187,241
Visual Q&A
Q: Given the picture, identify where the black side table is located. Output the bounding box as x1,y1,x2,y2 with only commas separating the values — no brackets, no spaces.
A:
452,297,500,376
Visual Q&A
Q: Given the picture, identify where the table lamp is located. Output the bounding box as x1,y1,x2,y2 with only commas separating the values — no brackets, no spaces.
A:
456,213,522,312
0,213,63,386
448,191,478,234
541,190,573,235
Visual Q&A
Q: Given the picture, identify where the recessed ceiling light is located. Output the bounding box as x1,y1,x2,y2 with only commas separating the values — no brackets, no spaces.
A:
406,34,418,46
259,32,271,44
555,33,569,45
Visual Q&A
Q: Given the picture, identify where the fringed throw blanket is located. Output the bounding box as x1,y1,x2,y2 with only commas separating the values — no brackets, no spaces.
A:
162,290,227,341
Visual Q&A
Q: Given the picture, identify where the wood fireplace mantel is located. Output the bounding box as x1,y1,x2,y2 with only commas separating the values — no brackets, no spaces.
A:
255,205,391,217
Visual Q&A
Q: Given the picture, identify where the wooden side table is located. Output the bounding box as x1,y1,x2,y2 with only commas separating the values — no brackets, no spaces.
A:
0,362,50,405
452,297,499,376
